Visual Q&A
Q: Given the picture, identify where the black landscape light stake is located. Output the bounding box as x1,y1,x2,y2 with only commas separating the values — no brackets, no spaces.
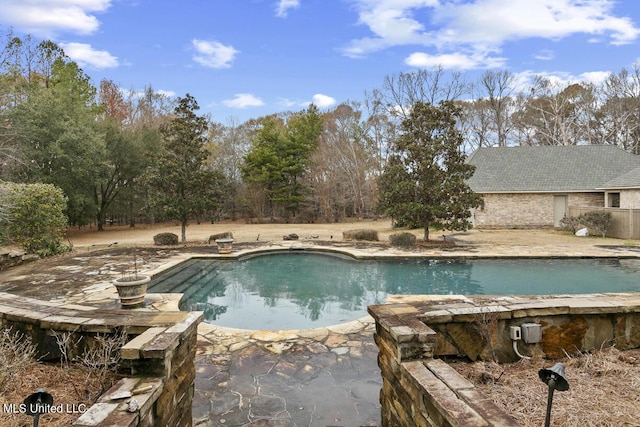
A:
538,363,569,427
22,388,53,427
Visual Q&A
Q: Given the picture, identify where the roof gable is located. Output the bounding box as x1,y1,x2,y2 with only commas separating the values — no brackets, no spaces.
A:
467,145,640,193
599,166,640,190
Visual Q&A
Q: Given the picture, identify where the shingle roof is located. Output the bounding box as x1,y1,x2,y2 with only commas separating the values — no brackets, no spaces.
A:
599,166,640,189
466,145,640,193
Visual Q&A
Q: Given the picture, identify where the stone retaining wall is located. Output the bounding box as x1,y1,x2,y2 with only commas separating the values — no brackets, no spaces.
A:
368,293,640,427
0,248,38,270
0,291,202,427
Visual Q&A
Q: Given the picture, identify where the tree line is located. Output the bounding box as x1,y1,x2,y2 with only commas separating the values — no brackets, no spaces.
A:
1,30,639,245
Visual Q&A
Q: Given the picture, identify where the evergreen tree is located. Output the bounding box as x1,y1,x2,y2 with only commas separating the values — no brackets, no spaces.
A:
378,101,482,240
242,105,321,217
145,94,228,242
9,55,102,226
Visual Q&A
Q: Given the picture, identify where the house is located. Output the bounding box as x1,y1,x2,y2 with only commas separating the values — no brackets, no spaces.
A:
466,145,640,231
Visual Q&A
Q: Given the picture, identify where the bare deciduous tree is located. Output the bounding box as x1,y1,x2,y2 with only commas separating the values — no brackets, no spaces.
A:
512,78,596,146
596,64,640,153
368,66,469,121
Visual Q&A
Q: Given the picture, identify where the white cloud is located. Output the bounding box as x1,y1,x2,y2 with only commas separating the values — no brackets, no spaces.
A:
533,49,555,61
278,94,336,109
511,69,612,93
578,71,610,85
405,51,505,70
0,0,111,37
192,39,239,69
435,0,640,46
275,0,300,18
156,89,176,98
60,42,118,69
342,0,437,57
343,0,640,69
311,93,336,108
278,98,300,108
223,93,264,108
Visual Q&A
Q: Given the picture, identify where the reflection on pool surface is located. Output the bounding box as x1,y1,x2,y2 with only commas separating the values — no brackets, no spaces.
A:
148,252,640,330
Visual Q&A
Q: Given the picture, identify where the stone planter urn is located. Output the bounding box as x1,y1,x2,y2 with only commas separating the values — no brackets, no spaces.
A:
113,275,150,308
215,238,234,254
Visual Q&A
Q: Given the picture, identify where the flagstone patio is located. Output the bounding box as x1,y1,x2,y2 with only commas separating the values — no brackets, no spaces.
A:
0,236,636,426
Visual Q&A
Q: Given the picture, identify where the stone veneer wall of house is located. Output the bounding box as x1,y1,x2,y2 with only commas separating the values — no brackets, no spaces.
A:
473,192,603,228
568,193,604,208
368,293,640,427
0,291,202,427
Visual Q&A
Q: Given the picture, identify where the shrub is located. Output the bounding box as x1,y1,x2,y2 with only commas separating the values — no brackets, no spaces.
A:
389,232,417,247
560,215,582,233
0,327,38,390
208,231,233,243
74,329,129,386
1,182,68,255
343,229,379,241
153,232,179,245
579,211,612,238
392,218,421,229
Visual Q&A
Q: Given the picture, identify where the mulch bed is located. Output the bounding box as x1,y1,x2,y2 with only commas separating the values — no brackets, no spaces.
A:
0,361,118,427
450,347,640,426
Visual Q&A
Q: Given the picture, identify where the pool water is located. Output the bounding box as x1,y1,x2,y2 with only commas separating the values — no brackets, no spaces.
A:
148,252,640,330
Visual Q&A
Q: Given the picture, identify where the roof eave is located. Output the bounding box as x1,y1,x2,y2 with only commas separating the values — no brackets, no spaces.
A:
596,186,640,191
473,189,604,194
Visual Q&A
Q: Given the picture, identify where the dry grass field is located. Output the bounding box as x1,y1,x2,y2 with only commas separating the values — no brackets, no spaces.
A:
63,219,630,250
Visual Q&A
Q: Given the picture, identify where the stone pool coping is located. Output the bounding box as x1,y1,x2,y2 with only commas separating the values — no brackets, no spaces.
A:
197,313,376,347
146,241,640,274
7,240,633,334
143,242,640,331
144,239,639,285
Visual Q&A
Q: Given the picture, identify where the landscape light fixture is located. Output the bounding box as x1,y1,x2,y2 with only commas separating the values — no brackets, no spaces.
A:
538,362,569,427
22,388,53,427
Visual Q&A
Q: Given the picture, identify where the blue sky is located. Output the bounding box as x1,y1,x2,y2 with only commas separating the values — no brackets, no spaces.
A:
1,0,639,123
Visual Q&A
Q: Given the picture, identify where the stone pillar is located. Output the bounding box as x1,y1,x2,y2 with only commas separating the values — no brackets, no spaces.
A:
119,312,202,427
75,312,203,427
368,302,519,427
369,304,437,426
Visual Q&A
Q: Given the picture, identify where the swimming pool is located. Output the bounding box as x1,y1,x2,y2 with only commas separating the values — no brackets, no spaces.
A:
148,252,640,330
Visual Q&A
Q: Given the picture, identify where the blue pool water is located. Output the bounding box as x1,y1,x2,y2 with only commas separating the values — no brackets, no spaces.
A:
148,252,640,330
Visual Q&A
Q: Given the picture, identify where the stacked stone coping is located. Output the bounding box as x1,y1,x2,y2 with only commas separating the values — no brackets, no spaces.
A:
0,291,203,427
368,292,640,427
